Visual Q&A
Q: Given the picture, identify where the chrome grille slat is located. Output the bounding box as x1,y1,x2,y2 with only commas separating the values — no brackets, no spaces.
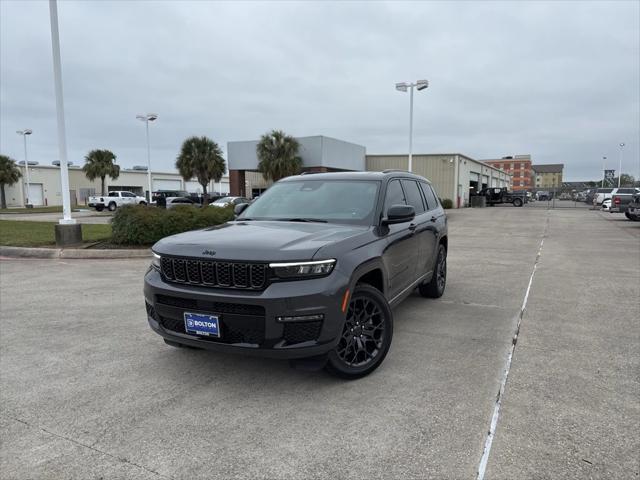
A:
160,257,267,290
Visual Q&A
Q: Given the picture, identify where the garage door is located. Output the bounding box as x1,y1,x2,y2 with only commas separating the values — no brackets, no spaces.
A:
185,181,202,193
469,172,480,182
28,184,44,206
153,179,181,191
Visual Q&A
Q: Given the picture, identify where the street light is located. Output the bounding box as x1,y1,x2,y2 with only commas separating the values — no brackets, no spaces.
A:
16,129,33,206
601,156,607,188
395,79,429,172
618,143,625,187
136,113,158,201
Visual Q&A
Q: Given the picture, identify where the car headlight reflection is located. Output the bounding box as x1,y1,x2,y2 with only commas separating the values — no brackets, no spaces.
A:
151,252,161,271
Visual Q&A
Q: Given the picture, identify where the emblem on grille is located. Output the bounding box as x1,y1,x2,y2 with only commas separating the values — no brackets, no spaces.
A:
202,249,217,256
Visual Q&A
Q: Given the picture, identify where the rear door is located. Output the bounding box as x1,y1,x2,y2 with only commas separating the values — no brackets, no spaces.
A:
381,179,420,300
401,179,435,283
420,182,445,275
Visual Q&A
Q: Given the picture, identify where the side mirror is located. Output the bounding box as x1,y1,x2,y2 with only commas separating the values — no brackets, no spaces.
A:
234,203,249,216
382,204,415,225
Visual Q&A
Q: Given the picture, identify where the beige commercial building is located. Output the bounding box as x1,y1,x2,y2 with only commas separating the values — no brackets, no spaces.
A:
532,164,564,189
5,163,230,207
366,154,512,208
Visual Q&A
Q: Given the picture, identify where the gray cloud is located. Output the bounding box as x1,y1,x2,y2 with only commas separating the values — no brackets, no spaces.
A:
1,0,638,180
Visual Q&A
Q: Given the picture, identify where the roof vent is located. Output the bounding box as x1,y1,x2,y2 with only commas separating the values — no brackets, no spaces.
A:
52,161,74,166
132,165,148,171
18,161,39,166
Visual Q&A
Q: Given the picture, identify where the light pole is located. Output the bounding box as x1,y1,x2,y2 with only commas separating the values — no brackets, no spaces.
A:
136,113,158,201
16,129,33,206
395,79,429,172
602,156,607,187
618,143,625,187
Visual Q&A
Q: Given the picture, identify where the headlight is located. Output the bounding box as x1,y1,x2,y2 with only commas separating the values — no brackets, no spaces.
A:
269,259,336,279
151,252,161,271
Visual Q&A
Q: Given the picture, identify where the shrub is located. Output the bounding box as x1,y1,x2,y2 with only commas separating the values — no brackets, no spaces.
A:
440,198,453,209
111,204,234,245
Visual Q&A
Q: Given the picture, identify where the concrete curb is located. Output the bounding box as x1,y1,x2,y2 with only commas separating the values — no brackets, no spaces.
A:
0,245,151,259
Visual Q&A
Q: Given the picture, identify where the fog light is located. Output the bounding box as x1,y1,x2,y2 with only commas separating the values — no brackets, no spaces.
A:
276,314,324,323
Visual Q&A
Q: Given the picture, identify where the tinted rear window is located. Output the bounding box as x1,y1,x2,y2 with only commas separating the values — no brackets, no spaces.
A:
420,182,439,210
401,180,425,214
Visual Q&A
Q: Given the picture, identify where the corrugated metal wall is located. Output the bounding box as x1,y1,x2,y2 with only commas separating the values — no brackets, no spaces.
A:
366,154,456,201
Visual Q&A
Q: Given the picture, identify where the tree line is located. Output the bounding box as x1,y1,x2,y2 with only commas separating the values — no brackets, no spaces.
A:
0,129,301,208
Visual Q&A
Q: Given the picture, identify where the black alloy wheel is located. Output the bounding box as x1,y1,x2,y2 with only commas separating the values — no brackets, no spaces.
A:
419,244,447,298
325,284,393,379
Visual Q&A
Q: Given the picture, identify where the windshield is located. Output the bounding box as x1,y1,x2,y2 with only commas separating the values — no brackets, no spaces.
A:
239,180,381,225
213,197,233,204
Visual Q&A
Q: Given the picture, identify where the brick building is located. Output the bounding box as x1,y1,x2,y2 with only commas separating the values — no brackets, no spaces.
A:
481,155,532,191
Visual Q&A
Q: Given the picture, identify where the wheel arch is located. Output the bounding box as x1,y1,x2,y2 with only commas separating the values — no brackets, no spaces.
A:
349,259,388,298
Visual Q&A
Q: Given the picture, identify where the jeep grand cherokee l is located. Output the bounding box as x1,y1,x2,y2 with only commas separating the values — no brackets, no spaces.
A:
144,171,448,378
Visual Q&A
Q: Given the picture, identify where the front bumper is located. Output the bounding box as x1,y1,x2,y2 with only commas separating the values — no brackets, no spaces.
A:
143,268,349,359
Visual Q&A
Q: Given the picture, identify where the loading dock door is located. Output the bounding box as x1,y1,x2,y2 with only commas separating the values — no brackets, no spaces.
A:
28,184,44,206
153,179,182,191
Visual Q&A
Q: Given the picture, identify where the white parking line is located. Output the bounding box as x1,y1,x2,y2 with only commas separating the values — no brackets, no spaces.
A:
476,216,549,480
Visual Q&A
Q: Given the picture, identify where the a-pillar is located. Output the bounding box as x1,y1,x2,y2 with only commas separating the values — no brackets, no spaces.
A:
229,170,246,197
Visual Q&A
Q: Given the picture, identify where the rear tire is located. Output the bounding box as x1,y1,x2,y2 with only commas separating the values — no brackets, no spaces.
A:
108,202,117,212
325,284,393,380
419,244,447,298
139,201,147,206
95,205,104,212
513,198,523,207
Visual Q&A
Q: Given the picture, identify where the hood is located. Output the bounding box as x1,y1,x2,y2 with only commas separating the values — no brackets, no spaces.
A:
153,221,370,262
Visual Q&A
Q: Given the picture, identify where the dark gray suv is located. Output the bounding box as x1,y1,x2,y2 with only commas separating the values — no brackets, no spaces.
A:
144,171,448,378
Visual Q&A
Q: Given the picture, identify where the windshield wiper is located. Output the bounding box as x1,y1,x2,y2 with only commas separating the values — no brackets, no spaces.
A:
277,218,328,223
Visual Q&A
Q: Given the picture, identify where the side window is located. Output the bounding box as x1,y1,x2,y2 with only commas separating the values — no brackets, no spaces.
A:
383,180,406,213
108,192,117,197
420,182,439,210
401,180,425,214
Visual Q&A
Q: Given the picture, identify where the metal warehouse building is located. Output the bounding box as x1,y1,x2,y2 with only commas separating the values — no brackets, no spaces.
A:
4,164,230,208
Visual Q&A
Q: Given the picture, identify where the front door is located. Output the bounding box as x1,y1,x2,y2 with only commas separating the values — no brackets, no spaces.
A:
381,179,420,300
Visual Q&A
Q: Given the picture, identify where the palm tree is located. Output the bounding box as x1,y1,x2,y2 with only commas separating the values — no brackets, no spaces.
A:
0,154,22,209
256,130,302,182
176,136,226,203
83,149,120,195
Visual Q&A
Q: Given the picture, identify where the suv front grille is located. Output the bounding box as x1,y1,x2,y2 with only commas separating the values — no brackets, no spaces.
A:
161,257,268,290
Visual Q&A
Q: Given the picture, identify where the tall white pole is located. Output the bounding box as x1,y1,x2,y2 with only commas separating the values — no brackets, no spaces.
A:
618,143,625,188
146,119,152,201
22,134,31,206
602,156,606,188
408,85,414,173
49,0,74,224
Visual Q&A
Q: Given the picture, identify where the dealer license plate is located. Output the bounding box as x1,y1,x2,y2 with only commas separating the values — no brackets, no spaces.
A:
184,312,220,337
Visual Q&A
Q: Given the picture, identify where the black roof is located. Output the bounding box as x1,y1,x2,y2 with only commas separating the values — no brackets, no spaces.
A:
280,170,431,183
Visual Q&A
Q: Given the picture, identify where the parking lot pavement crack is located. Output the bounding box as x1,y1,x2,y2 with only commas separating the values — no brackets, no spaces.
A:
1,414,173,479
475,213,550,480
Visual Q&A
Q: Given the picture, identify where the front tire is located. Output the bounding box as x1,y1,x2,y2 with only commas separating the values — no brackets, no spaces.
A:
139,201,147,206
513,198,523,207
325,284,393,380
95,205,104,212
108,202,117,212
419,244,447,298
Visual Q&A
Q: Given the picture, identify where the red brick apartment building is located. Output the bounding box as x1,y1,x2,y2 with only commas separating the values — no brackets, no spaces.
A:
481,155,532,191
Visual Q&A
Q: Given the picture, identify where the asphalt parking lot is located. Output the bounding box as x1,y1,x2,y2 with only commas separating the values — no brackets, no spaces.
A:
1,207,638,479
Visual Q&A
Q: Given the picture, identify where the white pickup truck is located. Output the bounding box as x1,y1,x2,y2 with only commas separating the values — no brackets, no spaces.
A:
88,191,147,211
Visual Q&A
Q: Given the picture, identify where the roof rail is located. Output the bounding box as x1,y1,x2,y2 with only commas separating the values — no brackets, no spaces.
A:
382,169,408,173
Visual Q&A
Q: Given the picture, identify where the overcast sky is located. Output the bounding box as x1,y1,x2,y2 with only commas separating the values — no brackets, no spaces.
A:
1,0,638,181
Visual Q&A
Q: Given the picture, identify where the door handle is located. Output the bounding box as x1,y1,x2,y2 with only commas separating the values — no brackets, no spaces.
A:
408,223,417,231
430,216,437,222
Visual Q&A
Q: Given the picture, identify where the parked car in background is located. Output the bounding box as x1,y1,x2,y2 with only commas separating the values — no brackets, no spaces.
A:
144,171,448,378
88,191,147,211
625,193,640,221
609,189,640,214
479,187,527,207
536,191,551,201
209,196,251,208
592,187,638,206
601,199,611,211
165,197,201,209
